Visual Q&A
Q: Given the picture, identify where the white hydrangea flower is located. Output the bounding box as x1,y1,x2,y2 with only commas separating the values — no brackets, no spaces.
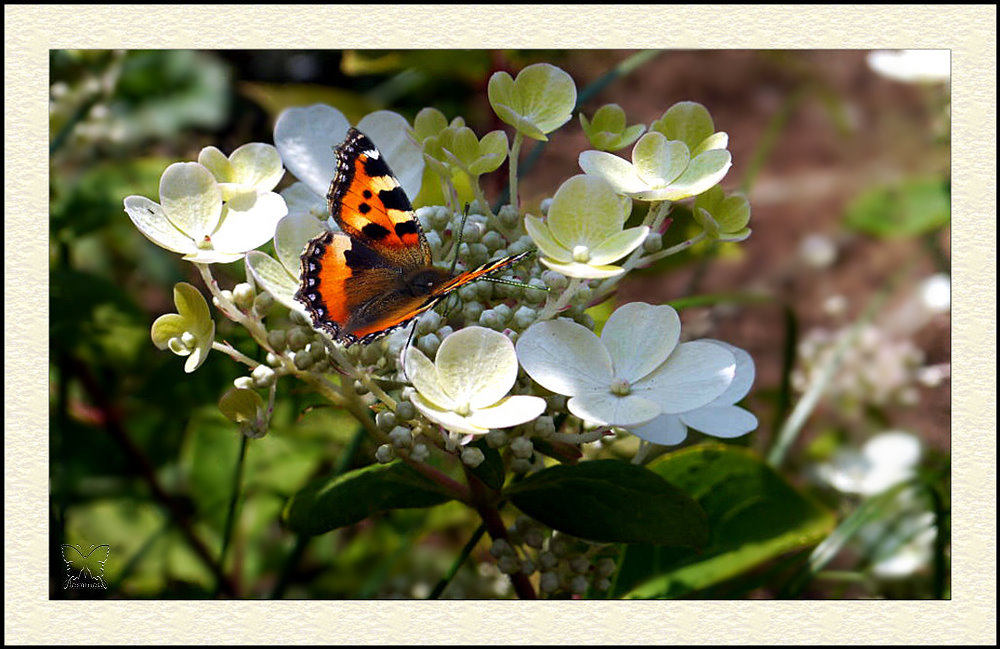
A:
405,327,547,436
628,340,757,445
273,104,424,205
124,157,287,264
516,303,736,429
578,131,731,202
524,175,648,279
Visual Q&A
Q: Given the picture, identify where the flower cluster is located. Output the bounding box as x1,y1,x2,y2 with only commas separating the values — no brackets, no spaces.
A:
123,60,760,598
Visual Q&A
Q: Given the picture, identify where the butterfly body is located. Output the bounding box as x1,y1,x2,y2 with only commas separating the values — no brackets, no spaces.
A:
296,128,530,345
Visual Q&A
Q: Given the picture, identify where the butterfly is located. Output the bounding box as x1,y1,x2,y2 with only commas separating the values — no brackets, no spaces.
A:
60,543,110,589
295,127,531,346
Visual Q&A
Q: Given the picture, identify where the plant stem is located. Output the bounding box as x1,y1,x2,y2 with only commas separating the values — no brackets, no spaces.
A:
428,524,487,599
508,131,523,214
215,434,249,596
536,277,583,321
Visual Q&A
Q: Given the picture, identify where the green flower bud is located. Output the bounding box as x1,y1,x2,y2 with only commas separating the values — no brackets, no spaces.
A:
510,436,534,459
542,270,569,291
376,411,397,432
395,400,416,421
513,305,537,329
596,557,617,578
539,551,559,571
523,527,545,549
293,349,314,370
539,572,560,593
375,444,395,464
481,230,505,251
266,329,286,350
490,538,513,558
594,578,611,591
290,309,310,326
493,303,512,323
252,291,274,315
462,301,485,323
287,327,310,351
460,446,485,468
643,231,663,253
417,333,441,357
511,458,532,474
570,575,588,594
410,442,429,463
569,556,590,574
233,376,254,391
533,416,556,437
497,205,519,229
232,282,255,310
520,558,536,575
497,555,520,575
388,425,413,448
478,309,503,331
265,352,282,367
485,429,508,448
251,364,276,388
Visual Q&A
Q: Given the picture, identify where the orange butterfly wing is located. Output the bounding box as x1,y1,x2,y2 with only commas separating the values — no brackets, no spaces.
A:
296,128,533,346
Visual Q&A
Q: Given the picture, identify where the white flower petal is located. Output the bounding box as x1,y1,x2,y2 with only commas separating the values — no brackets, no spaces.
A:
197,146,234,182
411,393,490,435
159,162,223,241
229,142,285,192
629,413,689,446
586,225,649,266
124,195,197,254
538,257,625,279
546,175,627,250
568,391,660,427
655,149,732,201
524,214,572,262
466,395,547,430
633,340,735,413
275,211,325,274
181,249,245,264
404,347,455,410
517,319,613,396
281,182,328,219
701,339,755,404
357,111,424,200
680,405,758,438
273,104,351,198
245,250,305,312
863,431,922,471
601,303,680,383
578,150,648,194
434,327,518,409
632,132,689,187
210,191,287,254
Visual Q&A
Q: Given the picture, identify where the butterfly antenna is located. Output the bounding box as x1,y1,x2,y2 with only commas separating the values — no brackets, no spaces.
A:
448,203,472,277
399,319,420,383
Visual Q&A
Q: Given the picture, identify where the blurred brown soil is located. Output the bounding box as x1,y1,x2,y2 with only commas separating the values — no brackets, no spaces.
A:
516,50,951,454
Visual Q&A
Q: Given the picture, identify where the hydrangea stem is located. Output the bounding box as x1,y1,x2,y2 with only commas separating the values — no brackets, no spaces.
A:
212,341,258,368
508,131,523,214
535,277,583,321
214,434,249,596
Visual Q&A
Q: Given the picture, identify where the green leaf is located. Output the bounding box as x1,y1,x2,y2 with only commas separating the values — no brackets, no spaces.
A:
505,460,708,546
611,444,835,598
283,462,454,535
843,177,950,237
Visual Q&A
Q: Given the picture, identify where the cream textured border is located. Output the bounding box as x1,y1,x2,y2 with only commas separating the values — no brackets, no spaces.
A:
5,4,996,645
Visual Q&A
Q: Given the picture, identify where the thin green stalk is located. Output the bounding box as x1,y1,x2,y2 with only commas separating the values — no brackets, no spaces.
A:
767,259,911,468
215,434,249,596
493,50,663,210
508,131,523,213
428,523,487,599
535,277,583,321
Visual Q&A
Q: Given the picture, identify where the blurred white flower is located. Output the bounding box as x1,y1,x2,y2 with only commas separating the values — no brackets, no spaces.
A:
867,50,950,84
817,430,922,496
799,233,838,269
